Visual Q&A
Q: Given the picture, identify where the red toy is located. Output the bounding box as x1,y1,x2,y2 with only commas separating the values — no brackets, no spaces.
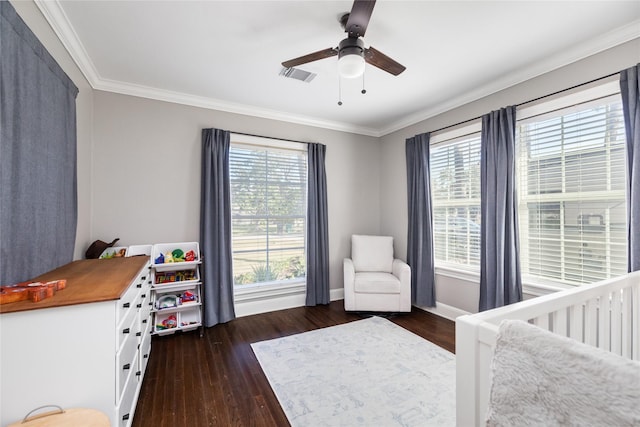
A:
182,290,196,303
160,314,177,329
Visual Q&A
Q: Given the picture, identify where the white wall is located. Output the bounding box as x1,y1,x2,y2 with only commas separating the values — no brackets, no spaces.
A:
10,0,93,261
380,38,640,318
92,91,381,291
12,0,640,315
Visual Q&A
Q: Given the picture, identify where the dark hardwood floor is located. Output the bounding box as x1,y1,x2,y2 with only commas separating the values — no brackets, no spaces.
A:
132,301,455,427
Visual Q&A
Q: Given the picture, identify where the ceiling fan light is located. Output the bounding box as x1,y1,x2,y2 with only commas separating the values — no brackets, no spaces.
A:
338,53,365,79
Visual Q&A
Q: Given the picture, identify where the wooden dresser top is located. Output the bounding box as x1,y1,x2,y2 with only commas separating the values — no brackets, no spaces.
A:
1,257,148,314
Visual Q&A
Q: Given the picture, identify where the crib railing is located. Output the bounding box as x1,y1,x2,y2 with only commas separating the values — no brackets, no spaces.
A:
455,270,640,427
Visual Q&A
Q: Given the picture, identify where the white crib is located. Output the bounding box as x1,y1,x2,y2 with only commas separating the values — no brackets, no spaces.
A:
455,271,640,427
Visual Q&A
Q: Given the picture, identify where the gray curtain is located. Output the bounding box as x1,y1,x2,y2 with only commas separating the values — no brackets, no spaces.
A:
406,133,436,307
1,1,78,284
479,106,522,311
200,128,236,326
306,143,330,305
620,64,640,273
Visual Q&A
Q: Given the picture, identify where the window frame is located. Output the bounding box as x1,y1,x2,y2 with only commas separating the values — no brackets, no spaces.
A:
229,133,308,293
515,79,627,287
430,122,482,272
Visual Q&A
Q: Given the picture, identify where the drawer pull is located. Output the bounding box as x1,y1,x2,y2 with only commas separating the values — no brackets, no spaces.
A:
136,283,142,288
122,414,130,421
123,328,130,334
148,302,153,306
144,354,149,359
141,294,146,299
123,363,131,370
123,302,130,309
141,276,146,281
136,370,142,377
136,332,142,337
142,319,148,324
137,303,142,309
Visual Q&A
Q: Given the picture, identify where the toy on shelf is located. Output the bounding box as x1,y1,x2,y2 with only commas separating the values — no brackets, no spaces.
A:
171,249,185,262
153,247,198,264
155,272,176,284
155,270,196,284
181,290,196,303
181,320,199,327
156,314,177,330
156,294,180,310
100,248,126,259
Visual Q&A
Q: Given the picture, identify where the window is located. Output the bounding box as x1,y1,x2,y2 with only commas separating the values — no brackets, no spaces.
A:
516,87,627,285
229,136,307,287
430,126,482,268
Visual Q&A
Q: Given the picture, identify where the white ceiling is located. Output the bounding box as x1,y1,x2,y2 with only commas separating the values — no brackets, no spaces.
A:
37,1,640,136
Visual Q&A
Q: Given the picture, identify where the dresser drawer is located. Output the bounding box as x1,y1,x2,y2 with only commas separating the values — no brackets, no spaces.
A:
117,281,140,326
139,291,152,320
116,327,138,399
117,353,139,427
117,303,138,349
139,312,151,340
139,327,152,376
137,270,148,288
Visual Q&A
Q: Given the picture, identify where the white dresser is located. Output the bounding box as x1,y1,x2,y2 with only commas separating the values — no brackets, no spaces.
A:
0,257,152,427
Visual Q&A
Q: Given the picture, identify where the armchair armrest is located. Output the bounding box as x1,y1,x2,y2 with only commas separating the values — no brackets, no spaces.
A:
392,259,411,285
344,258,355,288
392,259,412,311
344,258,356,310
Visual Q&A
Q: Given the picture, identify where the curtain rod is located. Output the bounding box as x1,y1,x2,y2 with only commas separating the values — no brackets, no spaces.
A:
230,130,313,145
429,70,621,135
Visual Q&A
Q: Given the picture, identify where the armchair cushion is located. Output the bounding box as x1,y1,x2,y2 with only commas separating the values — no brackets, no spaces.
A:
351,235,393,273
354,272,401,294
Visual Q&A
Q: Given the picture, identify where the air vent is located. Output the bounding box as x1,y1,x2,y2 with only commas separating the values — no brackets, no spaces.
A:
279,67,316,83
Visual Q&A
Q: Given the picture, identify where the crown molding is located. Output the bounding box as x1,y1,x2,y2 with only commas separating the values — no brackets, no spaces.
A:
93,78,380,137
36,0,638,139
34,0,379,137
379,20,640,137
35,0,101,87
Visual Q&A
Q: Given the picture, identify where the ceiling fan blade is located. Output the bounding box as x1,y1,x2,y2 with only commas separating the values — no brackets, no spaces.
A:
364,46,406,76
345,0,376,38
282,48,338,68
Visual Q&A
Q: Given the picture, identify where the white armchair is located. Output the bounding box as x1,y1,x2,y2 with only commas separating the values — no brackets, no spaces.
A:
344,235,411,312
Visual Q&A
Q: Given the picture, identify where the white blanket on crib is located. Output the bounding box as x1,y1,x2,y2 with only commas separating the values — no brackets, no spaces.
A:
486,319,640,427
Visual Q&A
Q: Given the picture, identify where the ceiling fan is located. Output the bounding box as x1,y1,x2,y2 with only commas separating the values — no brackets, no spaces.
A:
281,0,406,79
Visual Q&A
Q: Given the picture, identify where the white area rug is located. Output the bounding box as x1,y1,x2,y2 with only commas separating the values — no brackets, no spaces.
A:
251,316,456,427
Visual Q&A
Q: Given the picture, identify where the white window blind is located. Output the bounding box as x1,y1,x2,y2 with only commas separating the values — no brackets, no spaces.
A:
229,142,307,286
430,132,482,268
517,94,627,285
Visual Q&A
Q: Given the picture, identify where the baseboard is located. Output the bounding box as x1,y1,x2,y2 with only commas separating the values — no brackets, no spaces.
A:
234,287,469,321
235,287,345,318
234,286,470,322
330,287,344,301
418,302,471,321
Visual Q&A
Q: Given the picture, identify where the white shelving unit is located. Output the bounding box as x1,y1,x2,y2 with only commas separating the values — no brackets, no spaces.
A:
150,242,202,336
